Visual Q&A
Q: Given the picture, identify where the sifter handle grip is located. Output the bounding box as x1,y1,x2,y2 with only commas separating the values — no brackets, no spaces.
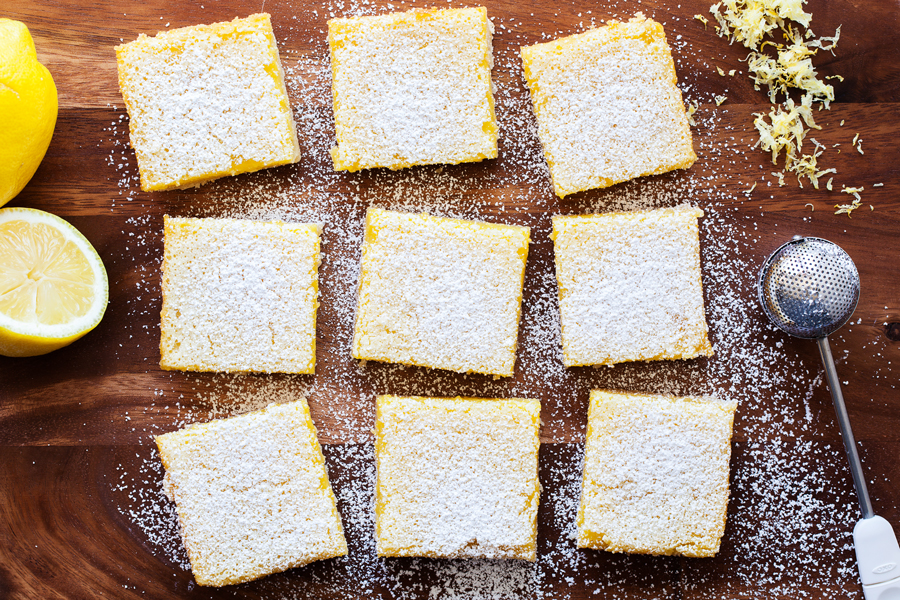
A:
856,516,900,598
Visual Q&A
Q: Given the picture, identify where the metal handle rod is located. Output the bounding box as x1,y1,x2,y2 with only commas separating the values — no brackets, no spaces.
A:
817,336,874,519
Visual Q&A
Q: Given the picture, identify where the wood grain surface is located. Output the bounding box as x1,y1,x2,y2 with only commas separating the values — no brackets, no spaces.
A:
1,0,899,598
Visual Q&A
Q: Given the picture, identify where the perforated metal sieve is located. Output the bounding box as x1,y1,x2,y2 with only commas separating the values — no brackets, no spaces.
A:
758,237,900,600
758,236,860,339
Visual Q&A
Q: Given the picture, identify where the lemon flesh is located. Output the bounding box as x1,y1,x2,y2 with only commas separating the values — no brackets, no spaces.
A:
0,18,58,207
0,208,108,357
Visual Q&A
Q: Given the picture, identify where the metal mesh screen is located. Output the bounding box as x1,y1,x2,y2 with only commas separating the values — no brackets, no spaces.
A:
758,237,860,339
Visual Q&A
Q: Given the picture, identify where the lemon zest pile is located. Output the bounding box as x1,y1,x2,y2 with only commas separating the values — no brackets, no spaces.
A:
745,25,838,107
753,96,822,184
785,138,836,189
710,0,811,49
708,0,851,198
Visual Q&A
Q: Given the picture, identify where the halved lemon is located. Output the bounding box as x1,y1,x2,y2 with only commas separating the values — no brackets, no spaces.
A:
0,207,108,357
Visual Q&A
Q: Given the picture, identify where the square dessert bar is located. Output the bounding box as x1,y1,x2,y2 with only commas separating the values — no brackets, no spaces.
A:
155,400,348,586
160,216,321,374
578,390,737,557
328,7,497,171
352,208,530,376
520,14,696,197
551,205,713,367
116,14,300,191
375,395,541,560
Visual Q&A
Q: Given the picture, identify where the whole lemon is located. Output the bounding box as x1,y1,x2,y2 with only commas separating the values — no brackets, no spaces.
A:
0,19,58,207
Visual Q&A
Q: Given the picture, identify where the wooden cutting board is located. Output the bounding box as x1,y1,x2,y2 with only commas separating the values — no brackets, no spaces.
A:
2,0,899,598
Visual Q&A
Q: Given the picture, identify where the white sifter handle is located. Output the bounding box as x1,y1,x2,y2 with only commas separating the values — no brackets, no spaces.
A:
855,516,900,599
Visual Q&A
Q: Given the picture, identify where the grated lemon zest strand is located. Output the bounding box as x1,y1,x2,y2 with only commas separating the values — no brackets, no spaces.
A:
686,100,700,127
834,186,863,217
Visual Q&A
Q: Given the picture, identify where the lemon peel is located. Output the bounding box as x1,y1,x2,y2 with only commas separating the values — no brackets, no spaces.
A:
0,19,58,207
834,186,863,217
709,0,847,196
710,0,811,48
0,208,108,357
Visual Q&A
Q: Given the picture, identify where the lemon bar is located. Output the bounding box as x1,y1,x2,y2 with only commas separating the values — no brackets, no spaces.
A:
328,7,497,171
352,208,529,376
551,205,712,367
160,216,321,373
115,14,300,191
155,400,348,586
375,395,541,560
578,390,737,557
520,14,696,197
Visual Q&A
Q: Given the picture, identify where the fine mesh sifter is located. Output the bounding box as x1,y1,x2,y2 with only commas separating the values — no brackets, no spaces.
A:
759,237,900,600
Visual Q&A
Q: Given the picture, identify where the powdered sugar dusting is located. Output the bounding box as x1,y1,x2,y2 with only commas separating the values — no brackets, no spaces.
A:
579,391,736,556
106,2,872,597
115,14,300,191
520,14,696,197
329,7,497,170
376,396,540,559
354,209,529,376
553,205,712,367
160,217,321,374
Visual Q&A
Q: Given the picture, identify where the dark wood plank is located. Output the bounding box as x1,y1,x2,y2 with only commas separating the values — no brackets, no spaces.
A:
2,0,900,598
2,443,895,599
8,0,900,109
2,104,899,446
